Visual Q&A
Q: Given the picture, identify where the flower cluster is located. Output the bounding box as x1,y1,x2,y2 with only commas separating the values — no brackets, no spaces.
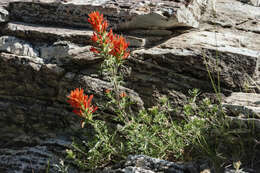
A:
67,88,98,123
88,11,108,33
88,11,130,60
68,12,130,127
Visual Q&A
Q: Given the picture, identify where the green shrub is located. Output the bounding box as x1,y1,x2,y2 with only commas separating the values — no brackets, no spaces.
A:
65,11,259,172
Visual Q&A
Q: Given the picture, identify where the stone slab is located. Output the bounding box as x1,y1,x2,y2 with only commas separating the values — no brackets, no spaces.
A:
223,92,260,118
8,0,207,29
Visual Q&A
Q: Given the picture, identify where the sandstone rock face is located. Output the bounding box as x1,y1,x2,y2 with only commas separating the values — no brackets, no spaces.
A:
0,0,259,172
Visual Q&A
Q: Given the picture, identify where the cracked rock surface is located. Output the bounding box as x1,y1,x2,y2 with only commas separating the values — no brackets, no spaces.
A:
0,0,259,172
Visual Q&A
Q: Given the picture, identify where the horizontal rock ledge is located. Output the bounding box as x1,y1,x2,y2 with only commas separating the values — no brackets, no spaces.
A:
8,0,208,29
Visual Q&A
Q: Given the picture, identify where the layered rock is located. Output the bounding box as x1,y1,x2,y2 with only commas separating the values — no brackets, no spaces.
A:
104,155,255,173
104,155,200,173
223,92,260,132
0,0,259,172
8,0,207,29
224,92,260,117
0,7,8,23
1,22,93,45
238,0,260,6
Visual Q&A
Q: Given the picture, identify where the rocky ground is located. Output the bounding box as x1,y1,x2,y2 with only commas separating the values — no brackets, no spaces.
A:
0,0,260,172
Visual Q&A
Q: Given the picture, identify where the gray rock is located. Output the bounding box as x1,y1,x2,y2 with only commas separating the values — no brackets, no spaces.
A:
0,0,23,7
132,29,259,93
201,0,260,33
128,29,173,37
0,0,260,172
224,168,255,173
222,92,260,133
0,22,150,48
125,36,146,48
0,52,87,173
40,41,104,66
8,0,207,29
103,155,200,173
40,41,80,60
0,36,39,57
0,6,8,23
223,92,260,118
226,116,260,133
237,0,260,6
1,22,93,45
0,50,144,173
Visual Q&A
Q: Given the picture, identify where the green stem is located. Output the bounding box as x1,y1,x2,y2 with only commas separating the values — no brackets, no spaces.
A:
113,61,119,101
111,59,129,122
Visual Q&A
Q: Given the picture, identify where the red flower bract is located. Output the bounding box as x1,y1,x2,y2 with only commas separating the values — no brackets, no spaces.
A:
88,11,130,60
91,32,98,42
88,11,108,33
109,35,130,59
67,88,98,118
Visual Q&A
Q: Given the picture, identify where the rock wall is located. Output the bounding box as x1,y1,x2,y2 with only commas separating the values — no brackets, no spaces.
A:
0,0,259,172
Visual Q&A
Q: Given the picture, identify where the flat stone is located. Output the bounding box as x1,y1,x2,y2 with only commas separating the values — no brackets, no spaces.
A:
40,41,80,61
225,167,257,173
237,0,260,6
39,41,103,65
0,0,21,7
1,22,93,45
132,29,259,92
128,29,173,37
201,0,260,33
0,36,39,57
125,35,146,48
104,155,199,173
223,92,260,118
8,0,208,29
160,29,260,53
236,20,260,34
0,22,149,48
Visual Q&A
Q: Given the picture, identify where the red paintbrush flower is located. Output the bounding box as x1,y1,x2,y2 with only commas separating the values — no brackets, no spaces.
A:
109,35,130,59
67,88,98,119
88,11,108,33
91,32,98,42
88,11,130,60
67,88,86,109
